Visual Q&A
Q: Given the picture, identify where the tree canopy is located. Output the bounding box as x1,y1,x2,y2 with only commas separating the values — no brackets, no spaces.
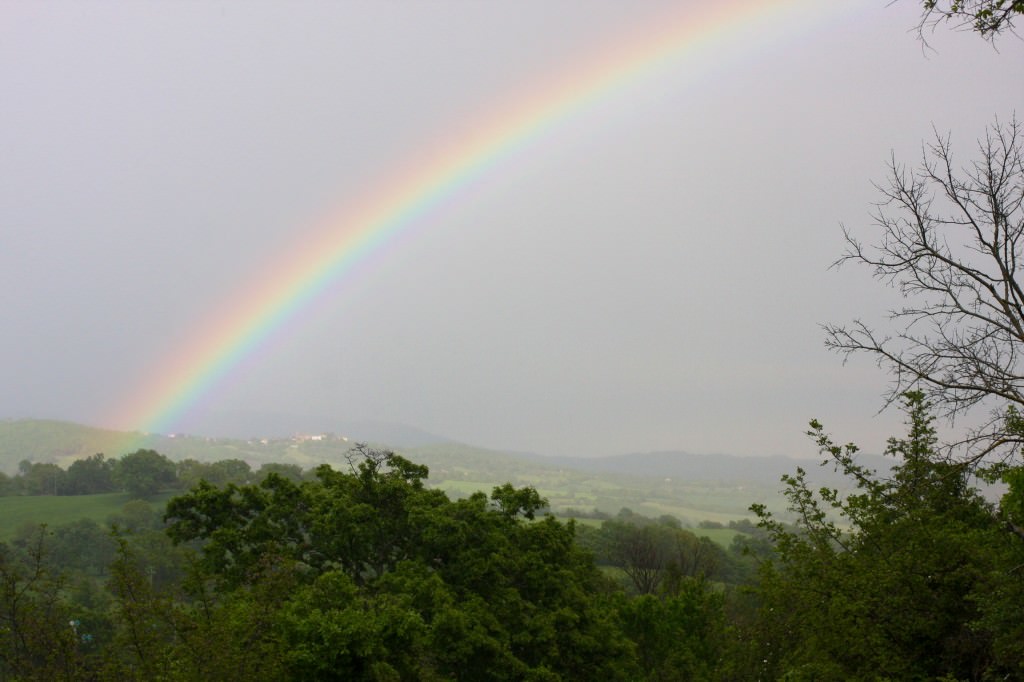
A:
160,446,637,680
116,449,177,499
751,393,1024,679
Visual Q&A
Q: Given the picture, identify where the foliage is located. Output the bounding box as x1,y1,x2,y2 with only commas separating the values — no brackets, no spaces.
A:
47,519,117,576
65,454,115,495
255,461,304,483
751,393,1024,679
0,527,86,680
576,512,729,595
16,460,66,496
101,534,178,680
13,437,1019,679
174,458,252,490
20,439,1013,680
614,580,727,682
116,449,178,499
163,445,637,679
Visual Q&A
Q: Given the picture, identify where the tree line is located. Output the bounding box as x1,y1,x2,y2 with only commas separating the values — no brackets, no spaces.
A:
0,451,304,499
2,398,1023,679
0,444,748,680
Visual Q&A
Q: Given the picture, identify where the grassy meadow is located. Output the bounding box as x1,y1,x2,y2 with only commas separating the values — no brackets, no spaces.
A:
0,492,176,541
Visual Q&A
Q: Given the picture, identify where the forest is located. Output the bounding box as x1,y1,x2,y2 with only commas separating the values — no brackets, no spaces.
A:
2,390,1024,680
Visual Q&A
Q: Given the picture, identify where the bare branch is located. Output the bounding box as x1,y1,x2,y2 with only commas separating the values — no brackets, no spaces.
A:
827,117,1024,463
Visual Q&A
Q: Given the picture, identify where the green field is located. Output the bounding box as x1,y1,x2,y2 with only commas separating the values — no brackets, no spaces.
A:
430,472,771,526
692,527,743,548
553,515,745,548
0,492,174,541
0,491,749,548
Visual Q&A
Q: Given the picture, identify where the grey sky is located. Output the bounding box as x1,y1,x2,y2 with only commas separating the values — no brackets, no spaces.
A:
2,2,1022,458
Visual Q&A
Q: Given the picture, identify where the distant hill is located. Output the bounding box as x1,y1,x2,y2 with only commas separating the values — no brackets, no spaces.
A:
0,418,454,472
0,419,898,523
170,409,454,448
0,419,134,473
518,450,896,488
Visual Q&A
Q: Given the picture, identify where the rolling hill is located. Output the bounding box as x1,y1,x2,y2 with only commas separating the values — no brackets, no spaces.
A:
0,419,891,524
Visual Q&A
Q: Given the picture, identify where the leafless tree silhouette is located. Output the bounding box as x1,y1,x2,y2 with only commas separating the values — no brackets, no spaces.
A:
825,117,1024,462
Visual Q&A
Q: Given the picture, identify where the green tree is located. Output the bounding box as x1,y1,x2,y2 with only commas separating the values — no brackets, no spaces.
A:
107,499,163,534
601,521,675,595
615,579,726,682
203,458,252,487
751,393,1020,679
164,446,636,679
48,519,116,577
16,460,66,496
116,449,177,499
256,462,304,483
0,471,13,496
582,516,727,595
102,534,179,680
0,528,86,680
174,458,210,490
65,453,115,495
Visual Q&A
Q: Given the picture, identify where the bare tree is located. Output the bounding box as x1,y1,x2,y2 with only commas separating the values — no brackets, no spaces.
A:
824,117,1024,462
603,521,671,595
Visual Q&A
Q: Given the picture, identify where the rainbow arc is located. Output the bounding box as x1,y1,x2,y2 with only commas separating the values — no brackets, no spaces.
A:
108,1,854,443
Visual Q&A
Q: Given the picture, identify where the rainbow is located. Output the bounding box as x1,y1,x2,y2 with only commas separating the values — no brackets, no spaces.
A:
108,0,856,441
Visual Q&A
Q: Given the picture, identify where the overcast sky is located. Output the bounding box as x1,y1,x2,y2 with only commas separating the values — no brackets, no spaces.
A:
2,1,1022,458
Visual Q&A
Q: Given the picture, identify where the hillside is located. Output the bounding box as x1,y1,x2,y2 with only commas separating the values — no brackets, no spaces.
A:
0,419,135,471
0,419,883,522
